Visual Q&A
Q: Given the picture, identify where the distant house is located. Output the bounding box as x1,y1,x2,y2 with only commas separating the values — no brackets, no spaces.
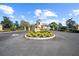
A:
30,19,50,32
76,25,79,30
0,24,3,31
34,19,50,32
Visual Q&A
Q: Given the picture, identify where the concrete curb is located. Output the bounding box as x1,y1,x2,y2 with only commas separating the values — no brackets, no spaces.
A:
25,34,55,40
0,31,26,34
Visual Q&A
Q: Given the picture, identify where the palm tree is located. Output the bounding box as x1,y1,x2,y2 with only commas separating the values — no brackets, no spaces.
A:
66,18,76,31
20,20,30,31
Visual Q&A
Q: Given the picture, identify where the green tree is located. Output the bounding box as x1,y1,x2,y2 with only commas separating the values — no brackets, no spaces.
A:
66,18,76,31
49,22,58,30
58,23,63,30
1,16,13,29
20,20,30,31
10,24,16,31
15,21,19,29
60,26,67,31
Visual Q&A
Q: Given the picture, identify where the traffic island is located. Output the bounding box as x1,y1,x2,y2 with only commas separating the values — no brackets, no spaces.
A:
25,31,55,40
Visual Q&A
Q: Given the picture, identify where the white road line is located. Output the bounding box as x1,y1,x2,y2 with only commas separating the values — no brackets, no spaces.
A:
12,34,19,36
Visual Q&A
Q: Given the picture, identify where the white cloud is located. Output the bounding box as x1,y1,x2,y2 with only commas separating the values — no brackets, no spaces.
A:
35,9,58,18
0,5,14,15
61,18,66,26
35,9,42,17
72,9,79,16
44,18,66,26
68,13,73,16
21,15,25,18
43,19,59,24
34,9,58,25
62,18,66,20
9,15,14,18
43,10,58,17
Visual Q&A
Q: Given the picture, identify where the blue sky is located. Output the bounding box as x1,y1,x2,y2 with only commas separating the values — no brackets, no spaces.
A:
0,3,79,25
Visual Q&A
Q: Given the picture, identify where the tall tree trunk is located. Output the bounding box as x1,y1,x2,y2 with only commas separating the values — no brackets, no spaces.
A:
28,27,30,31
24,27,26,31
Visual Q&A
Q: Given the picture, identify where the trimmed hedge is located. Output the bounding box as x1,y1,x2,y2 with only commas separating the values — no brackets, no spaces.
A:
26,31,53,37
70,30,79,33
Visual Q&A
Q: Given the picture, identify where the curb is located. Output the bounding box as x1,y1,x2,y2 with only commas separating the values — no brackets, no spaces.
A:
0,31,26,34
25,34,55,40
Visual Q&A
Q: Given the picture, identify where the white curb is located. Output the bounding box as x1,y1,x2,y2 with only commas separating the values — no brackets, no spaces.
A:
25,34,55,40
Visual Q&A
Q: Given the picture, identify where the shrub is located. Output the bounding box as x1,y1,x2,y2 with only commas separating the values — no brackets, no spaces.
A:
58,26,67,31
27,32,32,37
10,25,16,31
71,30,79,33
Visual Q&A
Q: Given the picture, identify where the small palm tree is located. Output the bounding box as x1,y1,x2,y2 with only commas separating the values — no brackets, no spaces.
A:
20,20,30,31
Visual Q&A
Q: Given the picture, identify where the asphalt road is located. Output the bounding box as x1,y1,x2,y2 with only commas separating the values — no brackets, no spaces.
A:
0,31,79,56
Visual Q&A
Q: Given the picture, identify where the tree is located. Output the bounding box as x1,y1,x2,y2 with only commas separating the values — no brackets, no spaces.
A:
10,24,16,31
49,22,58,30
20,20,30,31
1,16,13,29
15,21,19,29
66,18,76,31
58,23,63,30
60,26,67,31
30,24,35,31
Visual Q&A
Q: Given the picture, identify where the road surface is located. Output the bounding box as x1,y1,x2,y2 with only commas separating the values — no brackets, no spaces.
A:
0,31,79,56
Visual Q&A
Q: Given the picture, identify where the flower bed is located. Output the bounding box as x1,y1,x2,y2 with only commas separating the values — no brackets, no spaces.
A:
26,31,54,37
25,31,55,40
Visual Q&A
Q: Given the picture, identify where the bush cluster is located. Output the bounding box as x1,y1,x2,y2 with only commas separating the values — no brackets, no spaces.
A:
69,29,79,33
26,31,53,37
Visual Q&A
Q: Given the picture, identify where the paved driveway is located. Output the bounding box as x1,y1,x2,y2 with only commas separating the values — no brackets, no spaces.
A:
0,31,79,56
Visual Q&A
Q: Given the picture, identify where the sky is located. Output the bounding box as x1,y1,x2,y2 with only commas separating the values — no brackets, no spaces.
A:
0,3,79,25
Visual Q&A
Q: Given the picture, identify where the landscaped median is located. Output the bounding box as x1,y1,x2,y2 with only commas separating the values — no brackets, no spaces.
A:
25,31,55,40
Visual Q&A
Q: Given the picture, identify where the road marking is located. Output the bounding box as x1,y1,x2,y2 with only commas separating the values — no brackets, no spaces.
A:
12,34,19,36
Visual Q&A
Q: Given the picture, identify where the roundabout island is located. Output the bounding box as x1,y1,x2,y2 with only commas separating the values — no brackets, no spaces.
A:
25,31,55,40
25,19,55,40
